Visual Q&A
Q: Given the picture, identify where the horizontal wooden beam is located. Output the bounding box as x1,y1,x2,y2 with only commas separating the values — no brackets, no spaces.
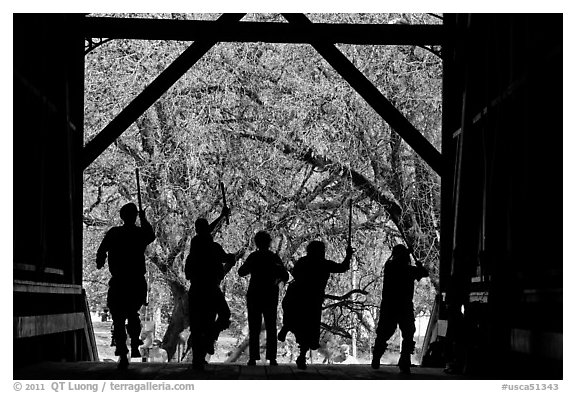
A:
14,263,65,276
511,329,562,360
14,313,85,338
82,16,448,46
13,280,83,295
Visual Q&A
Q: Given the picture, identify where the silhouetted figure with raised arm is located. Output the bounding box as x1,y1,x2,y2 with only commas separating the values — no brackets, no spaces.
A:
238,231,289,366
96,203,156,370
371,244,429,374
185,206,235,371
278,240,354,370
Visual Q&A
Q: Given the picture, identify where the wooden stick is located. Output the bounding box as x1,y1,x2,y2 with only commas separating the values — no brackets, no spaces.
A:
347,198,353,248
220,181,229,225
136,168,143,212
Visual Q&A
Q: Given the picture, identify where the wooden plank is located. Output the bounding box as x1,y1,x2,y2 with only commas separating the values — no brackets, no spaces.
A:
14,264,65,276
13,361,461,380
265,364,296,379
14,263,36,272
82,289,99,361
511,329,563,360
82,17,449,45
14,312,85,338
44,267,65,275
13,279,83,295
238,363,268,379
82,13,246,169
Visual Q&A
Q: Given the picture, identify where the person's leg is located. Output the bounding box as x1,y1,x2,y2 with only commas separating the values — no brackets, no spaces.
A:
204,287,229,356
263,295,279,362
110,309,128,356
398,310,417,373
108,283,130,369
308,300,323,350
279,283,297,342
296,344,309,370
247,296,262,364
189,290,207,370
372,308,398,369
214,288,231,333
126,310,143,357
109,309,129,369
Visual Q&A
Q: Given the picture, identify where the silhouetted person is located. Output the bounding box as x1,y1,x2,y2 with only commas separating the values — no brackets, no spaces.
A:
96,202,156,370
185,207,235,370
279,240,353,370
238,231,289,366
371,244,429,374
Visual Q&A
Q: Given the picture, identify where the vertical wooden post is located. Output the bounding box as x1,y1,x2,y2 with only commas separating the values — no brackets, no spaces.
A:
351,260,357,357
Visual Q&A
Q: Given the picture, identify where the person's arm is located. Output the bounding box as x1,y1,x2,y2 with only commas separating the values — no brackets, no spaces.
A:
414,262,429,280
407,246,429,280
327,245,354,273
139,210,156,244
237,253,253,277
275,254,289,283
217,243,237,278
184,241,194,280
290,258,303,280
411,253,429,280
96,231,110,269
209,206,231,234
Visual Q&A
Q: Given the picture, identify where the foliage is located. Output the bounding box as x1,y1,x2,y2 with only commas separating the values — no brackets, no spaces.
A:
82,12,442,360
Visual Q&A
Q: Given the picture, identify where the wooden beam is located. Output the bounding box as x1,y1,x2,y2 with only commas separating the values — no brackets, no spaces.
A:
82,17,448,46
82,13,246,169
14,313,85,338
13,280,83,295
82,289,99,361
14,264,66,276
282,13,443,175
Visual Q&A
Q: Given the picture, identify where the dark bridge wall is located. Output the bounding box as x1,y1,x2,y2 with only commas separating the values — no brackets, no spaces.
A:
441,14,562,378
13,14,93,365
13,13,563,376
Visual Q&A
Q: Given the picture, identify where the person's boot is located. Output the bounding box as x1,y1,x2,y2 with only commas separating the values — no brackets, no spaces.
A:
192,361,205,371
398,353,411,374
117,354,129,370
131,339,143,358
371,343,387,369
296,352,307,370
205,339,216,355
192,353,206,371
398,340,415,374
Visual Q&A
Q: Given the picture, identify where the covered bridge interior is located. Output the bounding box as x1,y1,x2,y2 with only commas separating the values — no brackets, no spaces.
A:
13,13,563,379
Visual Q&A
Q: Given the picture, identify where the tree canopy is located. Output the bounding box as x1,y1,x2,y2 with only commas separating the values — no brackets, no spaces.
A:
83,12,442,361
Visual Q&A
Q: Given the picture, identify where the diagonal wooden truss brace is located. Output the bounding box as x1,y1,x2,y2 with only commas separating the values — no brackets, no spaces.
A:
81,13,246,169
282,13,443,175
82,13,443,175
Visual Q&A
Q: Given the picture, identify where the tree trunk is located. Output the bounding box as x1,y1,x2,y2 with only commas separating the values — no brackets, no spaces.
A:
161,280,189,361
224,335,249,363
